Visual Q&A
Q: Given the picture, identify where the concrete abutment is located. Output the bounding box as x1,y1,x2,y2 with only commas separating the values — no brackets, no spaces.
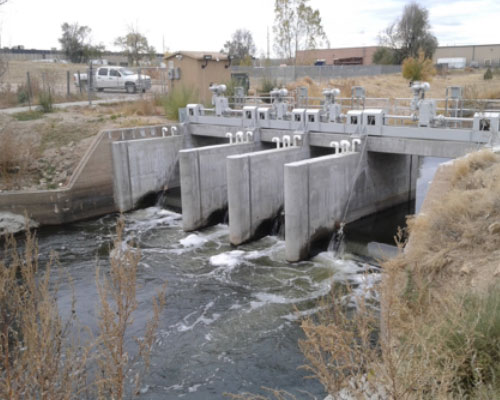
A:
179,142,263,231
227,146,311,245
284,151,418,262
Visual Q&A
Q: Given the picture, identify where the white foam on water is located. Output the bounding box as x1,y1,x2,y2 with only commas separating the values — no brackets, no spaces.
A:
282,305,326,321
126,207,182,232
188,384,201,393
175,301,221,332
180,234,208,248
209,250,245,268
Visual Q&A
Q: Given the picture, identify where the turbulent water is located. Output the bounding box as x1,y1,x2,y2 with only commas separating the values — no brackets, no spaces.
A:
30,157,445,399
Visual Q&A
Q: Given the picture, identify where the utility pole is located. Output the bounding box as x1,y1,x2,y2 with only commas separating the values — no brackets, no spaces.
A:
266,26,270,60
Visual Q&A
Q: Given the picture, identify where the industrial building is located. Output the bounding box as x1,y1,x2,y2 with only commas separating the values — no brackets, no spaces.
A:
297,44,500,67
296,46,378,66
434,44,500,67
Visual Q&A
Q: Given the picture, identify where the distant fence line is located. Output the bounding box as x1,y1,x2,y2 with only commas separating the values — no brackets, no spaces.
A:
231,65,402,85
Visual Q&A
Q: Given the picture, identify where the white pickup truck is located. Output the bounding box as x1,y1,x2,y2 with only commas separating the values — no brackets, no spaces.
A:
73,67,152,93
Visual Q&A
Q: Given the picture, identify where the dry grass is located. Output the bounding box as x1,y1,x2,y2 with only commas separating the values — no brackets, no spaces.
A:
274,70,500,101
405,150,500,286
0,124,40,188
0,218,166,399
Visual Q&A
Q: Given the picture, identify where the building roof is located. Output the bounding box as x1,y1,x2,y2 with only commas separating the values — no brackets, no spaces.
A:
165,51,229,61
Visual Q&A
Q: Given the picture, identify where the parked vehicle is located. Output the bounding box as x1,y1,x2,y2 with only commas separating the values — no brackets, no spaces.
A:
73,67,152,93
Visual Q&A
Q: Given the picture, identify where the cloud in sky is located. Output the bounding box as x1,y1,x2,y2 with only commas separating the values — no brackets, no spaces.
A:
0,0,498,55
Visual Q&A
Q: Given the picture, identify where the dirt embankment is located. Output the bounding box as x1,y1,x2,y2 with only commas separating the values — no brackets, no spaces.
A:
0,101,168,191
401,150,500,293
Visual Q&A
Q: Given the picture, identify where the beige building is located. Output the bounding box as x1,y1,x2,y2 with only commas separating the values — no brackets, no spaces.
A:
434,44,500,67
165,51,231,104
296,46,378,66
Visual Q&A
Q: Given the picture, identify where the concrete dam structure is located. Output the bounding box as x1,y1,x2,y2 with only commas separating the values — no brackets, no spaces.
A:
2,83,498,261
112,83,498,261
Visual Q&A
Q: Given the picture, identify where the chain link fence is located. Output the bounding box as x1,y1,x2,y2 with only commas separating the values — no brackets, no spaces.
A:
0,62,172,109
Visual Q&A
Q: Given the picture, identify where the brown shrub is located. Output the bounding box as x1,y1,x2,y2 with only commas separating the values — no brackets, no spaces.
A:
0,219,166,399
0,125,40,187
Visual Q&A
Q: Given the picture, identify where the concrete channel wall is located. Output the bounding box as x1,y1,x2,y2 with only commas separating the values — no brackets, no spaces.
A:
285,151,418,261
112,136,184,211
0,124,177,226
227,146,311,245
180,142,263,231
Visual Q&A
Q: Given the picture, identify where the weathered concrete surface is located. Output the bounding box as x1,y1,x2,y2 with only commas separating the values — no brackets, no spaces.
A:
309,132,479,158
227,146,311,245
180,142,263,231
0,125,176,225
0,132,115,225
285,151,418,261
112,136,184,211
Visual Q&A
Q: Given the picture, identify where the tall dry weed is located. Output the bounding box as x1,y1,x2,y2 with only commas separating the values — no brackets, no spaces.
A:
0,228,89,399
95,218,166,398
0,218,166,399
0,125,40,188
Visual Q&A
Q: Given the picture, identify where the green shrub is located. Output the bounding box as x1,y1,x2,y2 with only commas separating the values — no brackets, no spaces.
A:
16,86,29,104
162,85,198,121
484,67,493,80
38,91,53,113
258,78,277,103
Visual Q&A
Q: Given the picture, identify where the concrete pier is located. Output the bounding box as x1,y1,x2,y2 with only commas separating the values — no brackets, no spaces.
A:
284,151,418,261
112,136,184,211
179,142,262,231
227,146,311,245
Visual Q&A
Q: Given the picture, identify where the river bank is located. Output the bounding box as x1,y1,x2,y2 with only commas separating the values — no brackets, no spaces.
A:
299,149,500,399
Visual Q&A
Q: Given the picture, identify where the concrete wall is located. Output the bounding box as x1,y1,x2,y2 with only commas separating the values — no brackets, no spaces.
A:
0,132,115,225
0,124,176,226
227,146,311,245
112,136,184,211
179,142,263,231
285,151,418,261
232,65,401,86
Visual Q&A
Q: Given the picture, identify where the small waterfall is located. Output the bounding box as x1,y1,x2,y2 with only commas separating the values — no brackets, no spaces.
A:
328,222,346,258
271,210,285,239
156,190,168,208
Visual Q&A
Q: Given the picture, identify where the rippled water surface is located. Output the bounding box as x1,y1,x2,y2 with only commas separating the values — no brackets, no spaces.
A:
31,157,443,399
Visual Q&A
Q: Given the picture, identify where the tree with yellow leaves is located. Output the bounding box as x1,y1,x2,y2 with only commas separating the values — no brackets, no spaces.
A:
402,49,436,82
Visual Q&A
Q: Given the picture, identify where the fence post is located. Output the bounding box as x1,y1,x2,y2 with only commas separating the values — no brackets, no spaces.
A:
77,71,82,94
66,70,70,97
88,63,93,106
138,67,142,98
26,71,32,111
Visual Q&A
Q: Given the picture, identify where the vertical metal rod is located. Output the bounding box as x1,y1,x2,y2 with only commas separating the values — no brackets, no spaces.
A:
26,71,32,111
88,63,93,106
66,70,70,97
139,67,142,98
77,71,82,94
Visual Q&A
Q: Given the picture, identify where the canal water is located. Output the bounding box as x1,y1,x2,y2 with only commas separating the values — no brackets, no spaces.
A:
31,157,446,399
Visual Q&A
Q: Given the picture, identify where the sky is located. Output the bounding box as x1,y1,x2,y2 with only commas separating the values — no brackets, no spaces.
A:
0,0,498,56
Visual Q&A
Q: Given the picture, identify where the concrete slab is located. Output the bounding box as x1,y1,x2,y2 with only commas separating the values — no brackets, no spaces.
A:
284,151,417,261
227,146,311,245
180,142,263,231
112,136,183,211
